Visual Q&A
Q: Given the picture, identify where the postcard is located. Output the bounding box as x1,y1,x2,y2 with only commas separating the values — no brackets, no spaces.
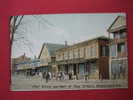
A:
10,13,128,91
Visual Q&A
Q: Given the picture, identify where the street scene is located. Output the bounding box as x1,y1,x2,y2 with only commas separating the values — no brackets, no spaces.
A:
10,13,128,90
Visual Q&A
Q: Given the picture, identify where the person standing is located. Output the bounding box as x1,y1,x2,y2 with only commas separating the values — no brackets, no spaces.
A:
46,72,49,83
48,72,52,80
39,71,43,82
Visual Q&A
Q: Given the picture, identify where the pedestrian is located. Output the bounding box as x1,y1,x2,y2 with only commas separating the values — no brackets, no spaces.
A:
39,71,43,82
62,72,65,80
76,73,79,80
48,72,52,80
58,72,61,80
42,72,46,79
46,72,49,83
69,72,72,80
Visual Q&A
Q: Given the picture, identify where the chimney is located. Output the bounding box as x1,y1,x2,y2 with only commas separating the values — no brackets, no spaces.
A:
65,41,68,47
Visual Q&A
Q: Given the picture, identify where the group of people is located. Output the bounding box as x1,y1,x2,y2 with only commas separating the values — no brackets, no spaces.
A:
38,71,76,82
25,70,81,83
38,71,52,83
38,71,67,83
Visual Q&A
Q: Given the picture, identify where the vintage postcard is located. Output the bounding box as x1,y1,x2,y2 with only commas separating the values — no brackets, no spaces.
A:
10,13,128,91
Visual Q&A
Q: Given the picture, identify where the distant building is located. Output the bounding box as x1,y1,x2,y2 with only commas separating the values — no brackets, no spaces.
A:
11,53,31,75
38,43,65,73
55,36,110,80
107,16,128,79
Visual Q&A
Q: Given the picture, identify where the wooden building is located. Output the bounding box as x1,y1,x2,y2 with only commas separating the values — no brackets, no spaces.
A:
55,36,109,80
38,43,65,73
107,16,128,79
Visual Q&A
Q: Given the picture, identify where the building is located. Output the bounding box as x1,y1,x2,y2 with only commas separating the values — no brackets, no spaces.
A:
107,16,128,79
38,43,65,73
55,36,109,80
15,58,44,76
11,53,31,75
12,54,45,76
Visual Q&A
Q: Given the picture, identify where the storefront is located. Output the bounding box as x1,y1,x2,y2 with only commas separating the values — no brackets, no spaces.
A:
111,58,128,79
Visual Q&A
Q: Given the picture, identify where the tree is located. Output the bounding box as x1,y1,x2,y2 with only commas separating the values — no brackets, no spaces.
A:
10,16,24,46
10,16,35,57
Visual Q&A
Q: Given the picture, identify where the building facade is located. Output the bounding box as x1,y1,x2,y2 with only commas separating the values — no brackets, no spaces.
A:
108,16,128,80
38,43,65,73
55,36,109,80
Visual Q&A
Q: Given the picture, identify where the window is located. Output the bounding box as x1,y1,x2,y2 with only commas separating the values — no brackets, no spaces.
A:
119,32,126,39
110,44,117,57
86,46,91,58
113,33,119,39
111,60,128,79
91,46,97,57
80,47,84,58
74,48,79,58
64,51,68,60
111,60,119,75
79,64,85,75
101,46,109,56
118,43,126,53
69,50,73,59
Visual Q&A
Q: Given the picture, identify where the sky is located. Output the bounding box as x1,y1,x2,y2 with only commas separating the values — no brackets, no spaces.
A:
11,13,126,58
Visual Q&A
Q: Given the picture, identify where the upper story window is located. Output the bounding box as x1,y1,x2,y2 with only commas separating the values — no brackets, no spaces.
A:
92,47,96,57
110,44,117,57
69,50,73,59
119,32,126,39
74,48,79,58
113,32,126,39
80,47,84,58
113,33,119,39
101,46,109,56
90,46,97,57
118,43,126,53
64,51,68,60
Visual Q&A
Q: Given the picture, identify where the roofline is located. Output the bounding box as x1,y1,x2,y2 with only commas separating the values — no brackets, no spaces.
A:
11,54,31,59
56,35,109,52
38,43,45,59
107,16,126,33
107,16,120,32
38,43,66,58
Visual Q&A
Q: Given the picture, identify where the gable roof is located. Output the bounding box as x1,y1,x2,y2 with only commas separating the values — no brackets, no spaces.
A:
38,43,65,58
107,16,126,33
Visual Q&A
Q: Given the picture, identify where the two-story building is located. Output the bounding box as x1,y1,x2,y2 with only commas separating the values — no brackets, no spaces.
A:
55,36,110,80
107,16,128,79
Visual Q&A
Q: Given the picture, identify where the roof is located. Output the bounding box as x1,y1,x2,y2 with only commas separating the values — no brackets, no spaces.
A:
107,16,126,33
56,36,109,51
73,36,109,46
12,53,31,64
38,43,65,58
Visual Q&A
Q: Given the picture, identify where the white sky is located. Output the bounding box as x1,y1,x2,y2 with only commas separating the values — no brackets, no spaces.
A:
11,13,126,58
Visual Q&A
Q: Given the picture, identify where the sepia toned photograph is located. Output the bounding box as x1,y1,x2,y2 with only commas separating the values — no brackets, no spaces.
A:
10,13,128,91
